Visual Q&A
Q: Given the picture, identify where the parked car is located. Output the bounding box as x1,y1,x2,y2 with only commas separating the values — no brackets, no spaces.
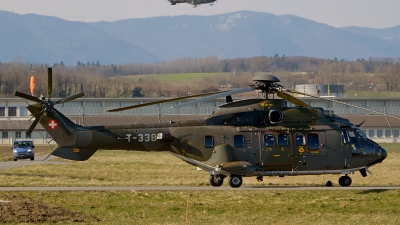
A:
12,140,35,161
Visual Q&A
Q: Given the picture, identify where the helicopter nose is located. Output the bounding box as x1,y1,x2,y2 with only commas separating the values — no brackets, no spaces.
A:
380,148,388,161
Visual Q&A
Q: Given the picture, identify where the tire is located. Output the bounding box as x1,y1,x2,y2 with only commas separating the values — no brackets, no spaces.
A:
228,174,243,188
338,176,352,187
209,175,224,187
13,158,17,161
30,157,34,161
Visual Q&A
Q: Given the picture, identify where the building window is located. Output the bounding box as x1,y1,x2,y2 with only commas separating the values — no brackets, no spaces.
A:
15,131,21,139
26,132,32,139
204,136,214,148
368,130,374,138
377,130,383,138
8,107,17,117
278,134,289,146
0,107,5,116
264,134,275,147
234,135,245,147
394,130,399,138
295,133,305,146
307,133,320,150
385,130,392,138
2,131,8,138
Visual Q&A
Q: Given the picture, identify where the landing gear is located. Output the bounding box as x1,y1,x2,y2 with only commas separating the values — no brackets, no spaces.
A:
256,176,263,182
228,174,243,188
338,175,352,187
209,175,224,187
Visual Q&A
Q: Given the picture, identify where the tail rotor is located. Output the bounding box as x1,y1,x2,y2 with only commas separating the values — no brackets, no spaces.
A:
15,68,84,136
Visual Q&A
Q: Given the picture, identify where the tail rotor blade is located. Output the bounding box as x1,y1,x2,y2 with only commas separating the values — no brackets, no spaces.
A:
55,92,85,105
47,68,52,99
26,112,44,136
15,91,42,103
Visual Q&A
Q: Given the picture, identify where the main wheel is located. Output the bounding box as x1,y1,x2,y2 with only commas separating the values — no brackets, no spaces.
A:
209,175,224,187
338,176,352,187
228,174,243,188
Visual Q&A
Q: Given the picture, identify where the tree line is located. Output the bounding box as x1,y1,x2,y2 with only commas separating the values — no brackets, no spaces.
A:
0,55,399,98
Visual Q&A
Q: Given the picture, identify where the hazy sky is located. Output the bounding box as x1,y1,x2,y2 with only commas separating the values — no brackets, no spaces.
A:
0,0,399,28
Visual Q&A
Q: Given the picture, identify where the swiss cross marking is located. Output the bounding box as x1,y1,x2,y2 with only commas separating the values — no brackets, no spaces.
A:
48,119,58,130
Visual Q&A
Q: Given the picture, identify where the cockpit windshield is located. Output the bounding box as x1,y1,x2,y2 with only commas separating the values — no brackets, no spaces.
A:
341,125,368,144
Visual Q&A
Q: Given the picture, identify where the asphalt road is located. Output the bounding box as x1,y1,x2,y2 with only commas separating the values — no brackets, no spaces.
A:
0,154,68,171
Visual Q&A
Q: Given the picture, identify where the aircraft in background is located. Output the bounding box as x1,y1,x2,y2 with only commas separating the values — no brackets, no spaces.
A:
168,0,217,7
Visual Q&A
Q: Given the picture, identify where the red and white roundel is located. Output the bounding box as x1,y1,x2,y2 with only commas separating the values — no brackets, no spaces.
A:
48,119,59,130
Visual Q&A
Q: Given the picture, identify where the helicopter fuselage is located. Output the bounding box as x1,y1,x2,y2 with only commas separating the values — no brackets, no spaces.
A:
57,99,387,183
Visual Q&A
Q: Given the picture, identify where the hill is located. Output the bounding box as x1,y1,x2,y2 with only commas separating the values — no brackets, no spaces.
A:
0,10,160,65
90,11,400,61
1,10,400,65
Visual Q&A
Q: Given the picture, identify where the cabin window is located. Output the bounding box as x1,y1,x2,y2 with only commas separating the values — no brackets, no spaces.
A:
278,134,289,146
204,136,214,148
295,133,305,146
307,133,320,150
264,134,275,147
234,135,245,147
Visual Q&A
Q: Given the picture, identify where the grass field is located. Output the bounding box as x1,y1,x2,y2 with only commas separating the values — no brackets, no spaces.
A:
0,144,399,224
0,143,399,187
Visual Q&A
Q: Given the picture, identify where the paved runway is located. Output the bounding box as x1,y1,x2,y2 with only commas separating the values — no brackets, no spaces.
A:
0,186,399,191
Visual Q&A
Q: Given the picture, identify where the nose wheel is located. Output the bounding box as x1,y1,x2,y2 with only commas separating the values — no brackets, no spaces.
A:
338,175,352,187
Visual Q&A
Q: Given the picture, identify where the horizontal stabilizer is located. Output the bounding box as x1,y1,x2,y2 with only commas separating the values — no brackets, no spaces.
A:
51,147,98,161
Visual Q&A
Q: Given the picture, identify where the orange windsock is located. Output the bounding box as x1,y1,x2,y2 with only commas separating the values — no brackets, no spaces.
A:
30,76,36,96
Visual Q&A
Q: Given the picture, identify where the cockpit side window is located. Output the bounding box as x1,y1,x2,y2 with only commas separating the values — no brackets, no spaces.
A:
342,130,358,144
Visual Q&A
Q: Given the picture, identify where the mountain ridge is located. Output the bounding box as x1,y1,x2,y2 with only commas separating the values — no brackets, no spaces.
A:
1,10,399,65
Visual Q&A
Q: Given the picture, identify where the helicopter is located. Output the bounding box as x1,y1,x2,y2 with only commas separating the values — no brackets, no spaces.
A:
15,68,390,188
168,0,217,7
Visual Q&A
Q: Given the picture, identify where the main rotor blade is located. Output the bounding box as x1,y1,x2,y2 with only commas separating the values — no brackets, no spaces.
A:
174,87,255,108
55,92,85,105
26,112,44,136
283,89,400,120
47,68,52,99
108,91,226,112
276,91,310,107
15,91,42,103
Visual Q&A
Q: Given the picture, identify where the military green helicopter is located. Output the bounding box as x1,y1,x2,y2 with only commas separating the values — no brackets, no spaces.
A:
16,68,390,188
168,0,217,7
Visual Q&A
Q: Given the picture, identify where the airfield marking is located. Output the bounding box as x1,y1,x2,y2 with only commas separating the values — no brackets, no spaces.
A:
0,186,399,192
